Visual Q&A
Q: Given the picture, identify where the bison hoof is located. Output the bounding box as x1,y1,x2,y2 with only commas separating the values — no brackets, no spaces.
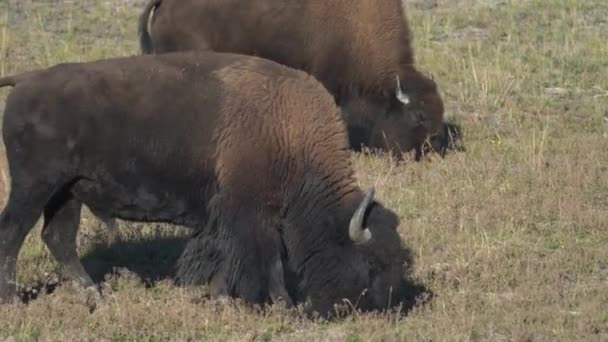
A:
213,294,231,305
0,283,18,304
105,232,122,246
271,295,294,309
0,293,19,305
82,285,104,313
207,294,234,314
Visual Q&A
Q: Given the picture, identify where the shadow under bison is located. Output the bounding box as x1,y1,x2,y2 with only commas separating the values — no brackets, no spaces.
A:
13,223,431,318
80,230,188,285
79,228,431,318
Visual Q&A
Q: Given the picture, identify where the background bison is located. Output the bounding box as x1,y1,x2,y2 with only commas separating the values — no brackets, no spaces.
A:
138,0,462,160
0,51,424,317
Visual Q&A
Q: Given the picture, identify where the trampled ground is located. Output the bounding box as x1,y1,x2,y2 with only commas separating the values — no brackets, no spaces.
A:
0,0,606,340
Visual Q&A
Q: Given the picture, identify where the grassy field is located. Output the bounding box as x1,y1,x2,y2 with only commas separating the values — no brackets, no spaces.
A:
0,0,607,340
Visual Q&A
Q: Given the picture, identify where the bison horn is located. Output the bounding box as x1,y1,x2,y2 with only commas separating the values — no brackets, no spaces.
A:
349,188,374,245
395,75,410,105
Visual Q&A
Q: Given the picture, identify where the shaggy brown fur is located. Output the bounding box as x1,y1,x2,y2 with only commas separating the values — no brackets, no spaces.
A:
138,0,460,159
0,51,422,317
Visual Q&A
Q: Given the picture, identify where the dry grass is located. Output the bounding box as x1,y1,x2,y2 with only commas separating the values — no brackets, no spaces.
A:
0,0,607,340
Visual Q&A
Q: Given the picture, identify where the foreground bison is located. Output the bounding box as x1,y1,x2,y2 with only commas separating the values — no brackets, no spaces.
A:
0,51,422,317
138,0,461,159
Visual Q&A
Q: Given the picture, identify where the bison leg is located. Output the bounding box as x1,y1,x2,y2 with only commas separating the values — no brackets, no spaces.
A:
88,207,121,246
208,267,229,298
0,180,57,302
101,216,121,245
220,202,292,305
41,195,94,290
268,257,293,308
177,193,293,306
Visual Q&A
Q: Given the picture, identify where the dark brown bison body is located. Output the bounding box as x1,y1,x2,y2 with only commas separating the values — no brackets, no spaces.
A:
0,51,422,316
138,0,461,159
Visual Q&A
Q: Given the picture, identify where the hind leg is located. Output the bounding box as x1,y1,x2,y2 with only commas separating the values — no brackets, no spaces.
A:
0,182,56,302
41,194,94,289
101,216,121,246
88,207,121,246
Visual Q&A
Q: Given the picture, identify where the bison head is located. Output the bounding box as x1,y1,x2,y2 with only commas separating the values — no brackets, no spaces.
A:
342,69,451,159
282,188,428,318
175,187,427,319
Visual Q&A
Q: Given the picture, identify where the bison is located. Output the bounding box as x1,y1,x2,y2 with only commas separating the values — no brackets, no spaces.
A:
138,0,462,160
0,51,423,317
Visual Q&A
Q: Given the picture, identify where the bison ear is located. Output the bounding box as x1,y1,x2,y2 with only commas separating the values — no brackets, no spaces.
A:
395,76,410,106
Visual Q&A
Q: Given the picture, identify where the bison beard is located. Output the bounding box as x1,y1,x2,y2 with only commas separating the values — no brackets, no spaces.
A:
0,50,427,317
138,0,463,160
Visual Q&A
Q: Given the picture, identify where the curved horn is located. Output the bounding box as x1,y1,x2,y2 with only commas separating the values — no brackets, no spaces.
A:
395,75,410,105
349,188,375,244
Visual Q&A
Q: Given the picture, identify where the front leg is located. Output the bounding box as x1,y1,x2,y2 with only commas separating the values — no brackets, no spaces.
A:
268,257,293,308
176,193,293,306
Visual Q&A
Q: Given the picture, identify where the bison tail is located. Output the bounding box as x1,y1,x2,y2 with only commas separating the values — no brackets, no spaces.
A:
138,0,162,54
0,70,40,88
0,76,16,88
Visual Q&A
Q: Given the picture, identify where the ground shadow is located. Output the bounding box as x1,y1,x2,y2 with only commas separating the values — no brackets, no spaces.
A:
78,229,435,319
81,235,189,286
426,121,466,158
19,226,433,320
398,278,435,317
17,232,191,303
